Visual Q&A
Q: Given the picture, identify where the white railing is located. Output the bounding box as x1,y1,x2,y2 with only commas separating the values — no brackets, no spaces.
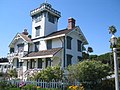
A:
9,79,69,89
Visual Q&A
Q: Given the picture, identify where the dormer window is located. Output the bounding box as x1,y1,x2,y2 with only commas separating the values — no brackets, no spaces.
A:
17,43,24,52
35,26,40,37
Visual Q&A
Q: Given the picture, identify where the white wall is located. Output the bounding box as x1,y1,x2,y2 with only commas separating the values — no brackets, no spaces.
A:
14,38,24,52
32,15,45,39
52,38,63,48
52,49,63,67
32,12,58,39
14,38,28,53
66,30,82,65
40,40,47,50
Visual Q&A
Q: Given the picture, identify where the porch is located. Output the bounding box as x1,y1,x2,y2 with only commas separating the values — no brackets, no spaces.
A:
21,48,63,80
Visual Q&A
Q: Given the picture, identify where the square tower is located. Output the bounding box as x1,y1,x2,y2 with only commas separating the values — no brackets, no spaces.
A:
30,3,61,39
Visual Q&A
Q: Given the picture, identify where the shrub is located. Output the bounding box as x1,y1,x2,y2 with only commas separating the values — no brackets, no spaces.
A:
22,84,36,90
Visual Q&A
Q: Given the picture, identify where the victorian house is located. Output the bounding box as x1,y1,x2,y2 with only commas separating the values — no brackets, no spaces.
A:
7,2,88,80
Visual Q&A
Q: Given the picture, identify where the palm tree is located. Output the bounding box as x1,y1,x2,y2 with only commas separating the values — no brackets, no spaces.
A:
87,47,93,60
109,25,117,35
87,47,93,53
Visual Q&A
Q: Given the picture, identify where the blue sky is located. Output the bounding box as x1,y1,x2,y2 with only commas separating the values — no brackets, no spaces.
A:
0,0,120,57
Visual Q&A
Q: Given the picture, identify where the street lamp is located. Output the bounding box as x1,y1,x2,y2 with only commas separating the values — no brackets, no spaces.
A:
110,33,119,90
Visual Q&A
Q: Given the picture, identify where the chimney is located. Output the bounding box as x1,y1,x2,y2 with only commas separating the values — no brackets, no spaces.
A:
68,17,76,29
22,29,28,35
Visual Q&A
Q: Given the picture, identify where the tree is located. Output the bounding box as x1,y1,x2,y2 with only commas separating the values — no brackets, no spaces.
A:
82,52,89,60
87,47,93,60
7,69,18,79
109,25,120,68
87,47,93,53
67,61,111,89
109,25,117,35
82,47,93,60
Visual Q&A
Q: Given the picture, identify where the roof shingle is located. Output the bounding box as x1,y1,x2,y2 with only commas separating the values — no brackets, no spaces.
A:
45,28,72,38
25,48,62,57
20,34,32,42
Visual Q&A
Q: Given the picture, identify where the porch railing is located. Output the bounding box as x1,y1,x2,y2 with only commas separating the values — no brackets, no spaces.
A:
7,51,28,61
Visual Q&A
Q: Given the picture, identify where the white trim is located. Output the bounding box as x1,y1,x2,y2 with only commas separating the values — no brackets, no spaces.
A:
21,55,53,60
44,34,65,40
0,63,10,65
9,33,29,47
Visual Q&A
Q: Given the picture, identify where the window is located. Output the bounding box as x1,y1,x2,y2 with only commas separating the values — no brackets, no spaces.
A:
35,26,40,37
78,56,82,62
67,36,72,49
33,14,42,23
46,58,51,68
77,40,82,52
38,58,42,68
48,12,55,23
30,59,35,69
47,40,52,49
67,54,72,66
4,65,7,68
19,62,23,67
34,42,39,52
17,43,24,52
10,48,14,53
16,59,19,68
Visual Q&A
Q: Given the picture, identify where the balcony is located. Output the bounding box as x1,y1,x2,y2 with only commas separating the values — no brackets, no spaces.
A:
7,51,28,61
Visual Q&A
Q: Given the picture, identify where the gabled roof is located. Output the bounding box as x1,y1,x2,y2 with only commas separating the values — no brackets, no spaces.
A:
45,28,72,38
22,48,62,59
20,34,32,42
9,33,32,47
44,26,88,45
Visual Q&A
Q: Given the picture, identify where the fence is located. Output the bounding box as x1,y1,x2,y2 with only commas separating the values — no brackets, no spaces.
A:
9,79,77,89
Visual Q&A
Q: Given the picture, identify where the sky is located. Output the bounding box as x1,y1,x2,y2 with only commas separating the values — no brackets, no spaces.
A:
0,0,120,57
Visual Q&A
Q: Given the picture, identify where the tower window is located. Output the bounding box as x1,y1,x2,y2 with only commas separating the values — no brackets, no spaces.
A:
35,26,40,37
33,14,42,23
48,13,55,23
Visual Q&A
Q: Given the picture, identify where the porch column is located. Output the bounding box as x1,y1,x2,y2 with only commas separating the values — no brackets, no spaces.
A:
23,60,27,73
51,58,53,66
35,59,37,68
42,59,45,69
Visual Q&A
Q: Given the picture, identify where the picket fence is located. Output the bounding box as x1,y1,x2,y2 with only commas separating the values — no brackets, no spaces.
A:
9,79,80,89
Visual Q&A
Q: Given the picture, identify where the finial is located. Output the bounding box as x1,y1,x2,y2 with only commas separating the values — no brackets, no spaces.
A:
45,0,48,3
